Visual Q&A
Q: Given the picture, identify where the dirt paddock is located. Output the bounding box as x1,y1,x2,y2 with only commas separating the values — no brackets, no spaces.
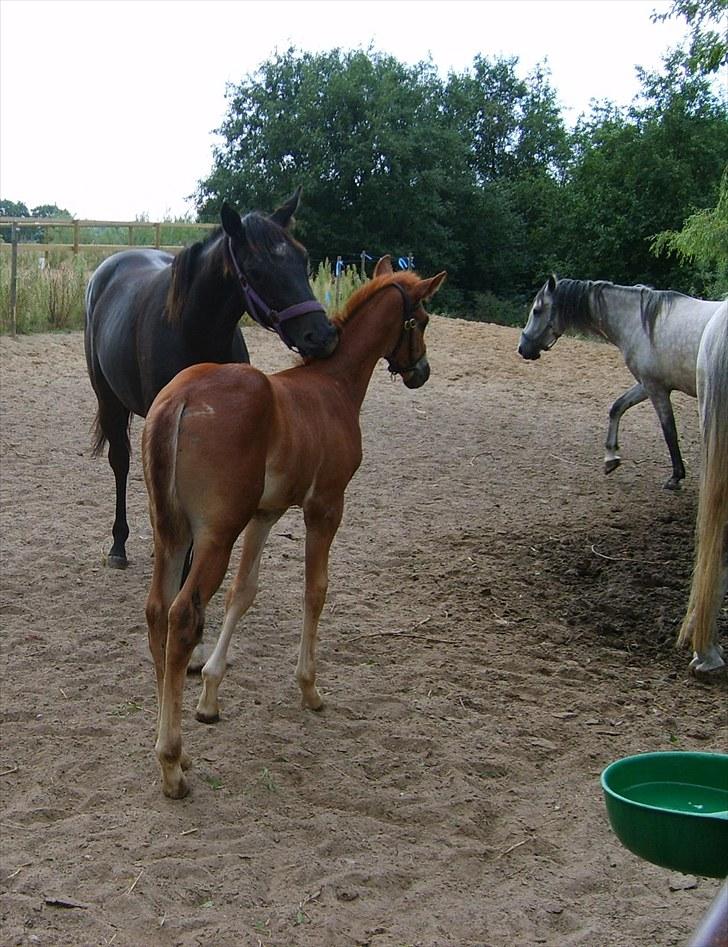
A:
1,318,726,947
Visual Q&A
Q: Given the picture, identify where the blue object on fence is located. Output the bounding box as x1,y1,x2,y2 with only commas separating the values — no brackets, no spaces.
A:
335,259,344,277
398,257,409,270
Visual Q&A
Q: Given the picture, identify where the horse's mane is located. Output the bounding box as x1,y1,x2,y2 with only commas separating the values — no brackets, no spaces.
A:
166,212,301,324
640,287,680,339
333,271,421,330
552,279,609,336
554,278,683,340
166,227,223,324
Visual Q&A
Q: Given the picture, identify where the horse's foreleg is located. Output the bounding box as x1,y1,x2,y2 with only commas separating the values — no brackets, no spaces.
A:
156,540,233,798
604,383,647,474
196,513,280,723
647,387,685,489
297,502,343,711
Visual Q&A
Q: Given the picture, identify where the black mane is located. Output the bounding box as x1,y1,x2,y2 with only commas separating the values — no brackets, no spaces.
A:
553,279,609,336
554,279,682,340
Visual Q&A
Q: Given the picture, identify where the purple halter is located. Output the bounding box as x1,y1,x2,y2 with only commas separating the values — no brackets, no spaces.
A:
226,236,327,350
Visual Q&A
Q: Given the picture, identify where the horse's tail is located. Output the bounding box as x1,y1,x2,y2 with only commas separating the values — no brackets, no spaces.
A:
678,312,728,653
90,409,132,459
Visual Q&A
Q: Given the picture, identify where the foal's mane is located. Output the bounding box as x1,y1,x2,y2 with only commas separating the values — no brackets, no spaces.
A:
333,271,421,331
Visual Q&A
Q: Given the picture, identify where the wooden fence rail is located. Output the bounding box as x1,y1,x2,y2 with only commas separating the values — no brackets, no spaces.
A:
1,217,217,336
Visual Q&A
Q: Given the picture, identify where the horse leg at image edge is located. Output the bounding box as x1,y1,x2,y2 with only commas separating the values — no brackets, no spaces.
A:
604,382,647,475
196,514,280,724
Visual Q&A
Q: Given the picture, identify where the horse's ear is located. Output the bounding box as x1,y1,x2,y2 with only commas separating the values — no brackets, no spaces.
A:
373,255,393,276
415,271,447,302
220,202,244,241
547,273,557,293
270,186,302,230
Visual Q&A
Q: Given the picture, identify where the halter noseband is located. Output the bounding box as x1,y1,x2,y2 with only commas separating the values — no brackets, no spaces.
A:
226,236,327,349
385,281,425,376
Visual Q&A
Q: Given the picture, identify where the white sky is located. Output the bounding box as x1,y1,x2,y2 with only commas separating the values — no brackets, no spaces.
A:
0,0,689,222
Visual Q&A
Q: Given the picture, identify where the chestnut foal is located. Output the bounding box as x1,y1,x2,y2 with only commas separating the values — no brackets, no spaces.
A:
142,256,446,797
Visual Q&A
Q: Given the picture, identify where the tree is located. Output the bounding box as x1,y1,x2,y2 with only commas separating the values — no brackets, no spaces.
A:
555,64,727,292
0,200,30,218
196,48,475,305
651,167,728,296
652,0,728,75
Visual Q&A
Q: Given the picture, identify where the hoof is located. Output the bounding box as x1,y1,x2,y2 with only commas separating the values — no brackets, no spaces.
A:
195,710,220,725
162,771,190,799
604,459,621,475
106,554,128,570
663,478,682,491
302,690,325,712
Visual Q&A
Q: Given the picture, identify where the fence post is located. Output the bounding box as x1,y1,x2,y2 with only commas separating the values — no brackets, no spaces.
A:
73,221,80,254
155,223,161,249
334,255,342,312
360,250,367,279
10,222,18,338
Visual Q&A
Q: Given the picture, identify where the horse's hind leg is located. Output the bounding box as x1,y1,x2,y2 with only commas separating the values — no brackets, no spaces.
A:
196,512,280,723
604,382,647,474
96,393,133,567
646,386,685,489
155,536,235,798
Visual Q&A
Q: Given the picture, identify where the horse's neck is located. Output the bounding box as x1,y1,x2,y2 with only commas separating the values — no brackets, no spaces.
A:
182,239,241,337
314,305,400,410
589,284,643,347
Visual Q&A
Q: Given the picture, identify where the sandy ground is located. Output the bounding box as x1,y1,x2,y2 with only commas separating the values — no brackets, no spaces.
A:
0,318,725,947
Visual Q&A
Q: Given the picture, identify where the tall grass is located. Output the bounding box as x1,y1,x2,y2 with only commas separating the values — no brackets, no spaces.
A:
0,247,97,334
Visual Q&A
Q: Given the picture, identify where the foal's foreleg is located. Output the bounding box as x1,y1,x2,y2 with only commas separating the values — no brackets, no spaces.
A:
297,502,343,711
604,382,647,474
196,513,280,723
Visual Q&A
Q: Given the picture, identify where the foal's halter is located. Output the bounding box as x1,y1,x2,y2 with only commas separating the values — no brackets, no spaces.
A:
225,236,327,349
385,281,426,376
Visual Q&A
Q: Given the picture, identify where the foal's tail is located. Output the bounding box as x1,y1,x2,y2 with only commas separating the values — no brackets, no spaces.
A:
678,313,728,654
142,398,189,546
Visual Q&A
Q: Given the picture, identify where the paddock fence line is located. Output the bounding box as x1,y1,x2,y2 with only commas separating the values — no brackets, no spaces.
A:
0,217,415,337
0,217,217,337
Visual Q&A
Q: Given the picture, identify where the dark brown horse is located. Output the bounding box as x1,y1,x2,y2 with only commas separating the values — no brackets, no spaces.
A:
142,256,446,797
85,189,338,568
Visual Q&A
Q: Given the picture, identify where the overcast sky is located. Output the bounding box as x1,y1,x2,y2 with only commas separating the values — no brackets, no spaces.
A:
0,0,689,221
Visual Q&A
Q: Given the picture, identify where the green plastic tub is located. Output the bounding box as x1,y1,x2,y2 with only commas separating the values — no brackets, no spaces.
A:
601,751,728,878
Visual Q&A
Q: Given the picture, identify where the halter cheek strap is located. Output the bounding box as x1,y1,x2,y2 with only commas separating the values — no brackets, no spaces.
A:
386,282,423,376
226,236,327,346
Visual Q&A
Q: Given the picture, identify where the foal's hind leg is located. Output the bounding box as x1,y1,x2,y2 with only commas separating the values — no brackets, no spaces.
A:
96,394,133,568
196,513,280,723
604,382,647,474
155,537,235,798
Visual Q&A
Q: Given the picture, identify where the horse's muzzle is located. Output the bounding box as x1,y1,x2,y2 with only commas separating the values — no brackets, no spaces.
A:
518,334,541,360
301,323,339,359
402,357,430,389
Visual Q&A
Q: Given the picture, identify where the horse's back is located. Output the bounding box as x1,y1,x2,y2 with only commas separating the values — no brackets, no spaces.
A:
639,297,722,396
